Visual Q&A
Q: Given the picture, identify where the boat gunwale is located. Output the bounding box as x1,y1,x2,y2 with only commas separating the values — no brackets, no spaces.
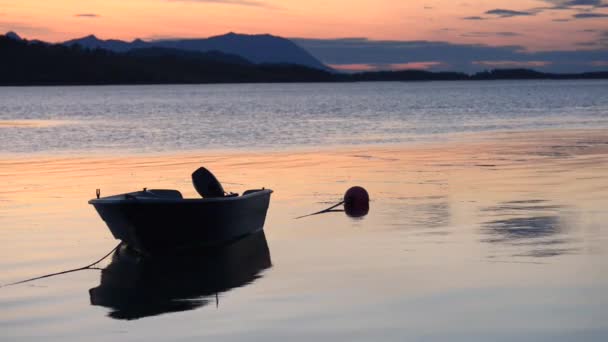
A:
88,188,273,205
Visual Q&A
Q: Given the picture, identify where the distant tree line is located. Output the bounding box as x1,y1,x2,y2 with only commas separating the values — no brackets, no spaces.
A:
1,35,606,86
0,36,334,85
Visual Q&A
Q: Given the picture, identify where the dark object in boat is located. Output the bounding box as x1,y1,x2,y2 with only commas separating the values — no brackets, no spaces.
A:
344,186,369,218
89,168,272,256
89,230,272,320
192,166,225,198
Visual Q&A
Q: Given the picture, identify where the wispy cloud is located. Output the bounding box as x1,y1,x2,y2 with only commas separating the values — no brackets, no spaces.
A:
466,1,608,21
328,61,444,72
390,61,444,70
574,30,608,47
166,0,276,8
473,60,552,68
461,32,522,38
542,0,608,8
485,9,535,17
74,14,100,18
328,63,378,72
573,12,608,17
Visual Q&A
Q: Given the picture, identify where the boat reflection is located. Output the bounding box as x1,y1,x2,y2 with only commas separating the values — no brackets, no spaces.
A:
89,231,272,320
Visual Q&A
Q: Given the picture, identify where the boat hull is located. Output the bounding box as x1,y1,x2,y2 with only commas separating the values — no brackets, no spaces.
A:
89,189,272,255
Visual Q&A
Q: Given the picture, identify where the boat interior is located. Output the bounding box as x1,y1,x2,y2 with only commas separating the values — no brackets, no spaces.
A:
93,167,272,201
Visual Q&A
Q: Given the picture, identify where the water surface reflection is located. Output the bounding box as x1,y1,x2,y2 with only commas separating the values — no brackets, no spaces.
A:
481,200,576,258
89,231,272,320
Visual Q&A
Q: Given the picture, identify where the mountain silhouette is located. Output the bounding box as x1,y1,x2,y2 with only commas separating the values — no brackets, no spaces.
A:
64,34,149,53
0,34,335,85
2,32,607,85
5,31,22,41
126,47,251,65
63,32,330,71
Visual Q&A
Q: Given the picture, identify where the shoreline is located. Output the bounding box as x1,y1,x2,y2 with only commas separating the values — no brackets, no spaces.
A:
2,77,608,88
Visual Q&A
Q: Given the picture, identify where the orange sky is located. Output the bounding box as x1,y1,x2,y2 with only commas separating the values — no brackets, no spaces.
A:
0,0,606,50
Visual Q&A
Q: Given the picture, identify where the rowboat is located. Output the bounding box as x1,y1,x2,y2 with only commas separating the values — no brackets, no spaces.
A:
89,167,272,255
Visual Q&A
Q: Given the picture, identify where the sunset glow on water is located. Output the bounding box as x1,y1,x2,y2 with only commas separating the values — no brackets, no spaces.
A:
1,119,607,340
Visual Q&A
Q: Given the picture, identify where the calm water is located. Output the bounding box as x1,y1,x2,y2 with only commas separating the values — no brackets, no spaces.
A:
1,81,607,341
0,80,607,154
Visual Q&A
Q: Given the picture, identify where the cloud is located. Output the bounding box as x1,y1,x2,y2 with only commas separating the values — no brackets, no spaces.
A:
328,61,445,72
574,30,608,47
485,9,535,17
534,0,608,14
328,63,377,72
543,0,607,7
466,1,608,21
74,14,100,18
576,41,600,46
390,61,444,70
292,37,608,73
166,0,275,8
573,12,608,17
461,32,522,38
473,60,552,68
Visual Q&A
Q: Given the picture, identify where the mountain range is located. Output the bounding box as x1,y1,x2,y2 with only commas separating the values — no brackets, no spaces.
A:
2,31,607,85
0,34,335,85
62,32,330,71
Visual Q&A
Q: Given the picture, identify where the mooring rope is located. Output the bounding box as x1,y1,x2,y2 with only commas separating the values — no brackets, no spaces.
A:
295,201,345,219
0,242,122,288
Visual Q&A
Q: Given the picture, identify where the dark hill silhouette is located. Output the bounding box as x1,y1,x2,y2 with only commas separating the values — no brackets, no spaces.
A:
63,32,330,71
155,33,330,71
470,68,608,80
126,47,251,65
0,36,334,85
64,34,149,53
1,34,606,85
5,31,22,41
474,68,547,79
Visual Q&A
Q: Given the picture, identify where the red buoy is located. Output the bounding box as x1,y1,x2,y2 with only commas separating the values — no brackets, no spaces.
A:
343,186,369,218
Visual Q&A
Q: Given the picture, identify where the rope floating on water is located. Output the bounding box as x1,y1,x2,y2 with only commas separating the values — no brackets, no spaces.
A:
0,242,121,288
295,201,345,219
